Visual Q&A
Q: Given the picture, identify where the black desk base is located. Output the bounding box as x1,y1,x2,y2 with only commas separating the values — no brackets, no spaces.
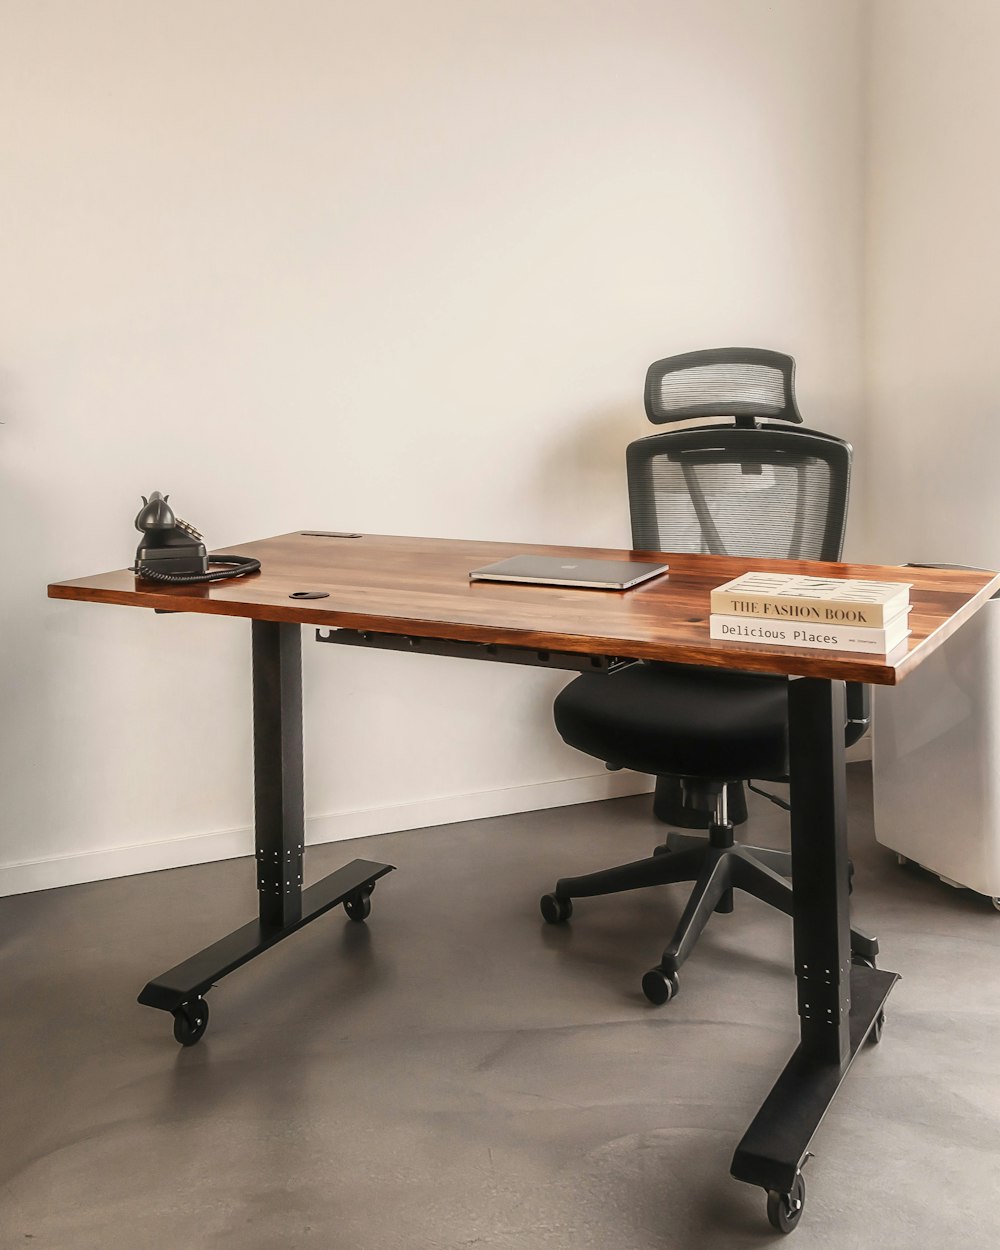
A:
138,625,632,1043
135,623,898,1234
723,676,900,1231
136,620,393,1045
137,858,393,1022
731,964,898,1192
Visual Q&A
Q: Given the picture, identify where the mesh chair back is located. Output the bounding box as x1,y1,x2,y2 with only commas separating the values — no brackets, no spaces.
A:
644,347,802,425
629,350,849,561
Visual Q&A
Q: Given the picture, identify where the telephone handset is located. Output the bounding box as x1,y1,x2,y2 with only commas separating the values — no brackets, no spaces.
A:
132,492,261,584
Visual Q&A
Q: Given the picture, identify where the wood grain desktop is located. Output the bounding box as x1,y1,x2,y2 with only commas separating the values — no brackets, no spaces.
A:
48,531,1000,686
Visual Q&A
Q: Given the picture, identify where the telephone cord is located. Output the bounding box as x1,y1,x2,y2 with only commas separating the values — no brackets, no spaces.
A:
131,555,261,585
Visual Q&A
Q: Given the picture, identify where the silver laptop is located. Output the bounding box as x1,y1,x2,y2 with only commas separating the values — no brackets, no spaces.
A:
469,555,669,590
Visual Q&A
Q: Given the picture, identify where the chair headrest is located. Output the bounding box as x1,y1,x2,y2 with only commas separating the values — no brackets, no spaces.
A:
644,348,803,426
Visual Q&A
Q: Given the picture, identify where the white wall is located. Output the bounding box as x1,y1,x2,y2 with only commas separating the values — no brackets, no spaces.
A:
0,0,868,894
866,0,1000,568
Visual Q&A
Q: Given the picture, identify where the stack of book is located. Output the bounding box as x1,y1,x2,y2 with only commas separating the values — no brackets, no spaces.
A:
709,571,912,654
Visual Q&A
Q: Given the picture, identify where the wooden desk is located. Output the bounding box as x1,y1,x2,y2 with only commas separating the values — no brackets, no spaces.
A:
49,531,998,682
49,533,1000,1229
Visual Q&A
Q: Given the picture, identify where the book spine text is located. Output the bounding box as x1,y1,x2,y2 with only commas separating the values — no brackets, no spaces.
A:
710,593,906,628
709,614,909,654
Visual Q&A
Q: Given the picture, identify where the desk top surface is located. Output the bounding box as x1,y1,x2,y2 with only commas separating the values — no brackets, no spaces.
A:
48,532,1000,685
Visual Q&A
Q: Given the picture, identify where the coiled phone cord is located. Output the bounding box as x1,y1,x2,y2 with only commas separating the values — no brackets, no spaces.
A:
132,555,262,585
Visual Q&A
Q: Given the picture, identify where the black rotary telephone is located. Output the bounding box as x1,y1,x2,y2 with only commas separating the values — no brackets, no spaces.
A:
132,492,261,584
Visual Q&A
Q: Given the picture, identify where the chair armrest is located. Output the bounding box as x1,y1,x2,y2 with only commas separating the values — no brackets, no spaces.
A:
845,681,870,748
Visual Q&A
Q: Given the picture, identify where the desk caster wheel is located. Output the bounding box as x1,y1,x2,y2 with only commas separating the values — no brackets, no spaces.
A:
870,1010,886,1044
641,967,679,1005
540,893,572,924
344,885,373,922
172,997,209,1047
766,1170,805,1234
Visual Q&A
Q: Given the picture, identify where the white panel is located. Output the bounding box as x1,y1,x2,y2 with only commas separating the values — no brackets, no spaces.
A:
873,599,1000,897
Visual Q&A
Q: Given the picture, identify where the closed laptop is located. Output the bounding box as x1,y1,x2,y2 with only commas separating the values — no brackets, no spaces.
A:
469,555,669,590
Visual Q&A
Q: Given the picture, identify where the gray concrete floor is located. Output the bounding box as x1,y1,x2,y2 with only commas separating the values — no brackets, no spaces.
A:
2,765,1000,1249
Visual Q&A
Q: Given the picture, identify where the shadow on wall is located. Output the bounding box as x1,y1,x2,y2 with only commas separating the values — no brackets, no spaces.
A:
0,369,13,426
525,400,646,547
0,377,67,876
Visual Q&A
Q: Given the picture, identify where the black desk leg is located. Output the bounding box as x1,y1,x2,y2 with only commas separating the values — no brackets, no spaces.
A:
138,621,394,1045
254,616,306,927
730,677,898,1233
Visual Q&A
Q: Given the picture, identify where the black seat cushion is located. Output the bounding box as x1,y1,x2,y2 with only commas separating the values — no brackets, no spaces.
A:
553,662,789,781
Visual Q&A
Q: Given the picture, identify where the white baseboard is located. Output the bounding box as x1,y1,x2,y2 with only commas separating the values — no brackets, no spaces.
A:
1,739,873,899
0,771,655,898
306,770,653,844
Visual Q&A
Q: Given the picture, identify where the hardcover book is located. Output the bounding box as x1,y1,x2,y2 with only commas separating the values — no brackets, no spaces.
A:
710,571,911,628
709,612,911,655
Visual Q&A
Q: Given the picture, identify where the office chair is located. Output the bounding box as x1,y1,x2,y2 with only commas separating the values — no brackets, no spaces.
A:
540,347,877,1004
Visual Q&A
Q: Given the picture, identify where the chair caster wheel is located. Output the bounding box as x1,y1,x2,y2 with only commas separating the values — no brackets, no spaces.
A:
652,843,671,856
870,1009,886,1044
540,893,572,924
344,884,373,922
172,996,209,1047
851,952,878,971
848,858,855,895
766,1170,805,1234
641,967,679,1005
